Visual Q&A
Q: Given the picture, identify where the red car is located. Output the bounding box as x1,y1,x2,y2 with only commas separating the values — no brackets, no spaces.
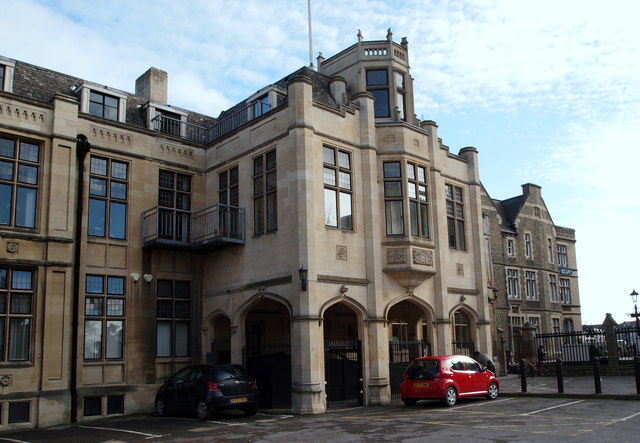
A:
400,355,499,407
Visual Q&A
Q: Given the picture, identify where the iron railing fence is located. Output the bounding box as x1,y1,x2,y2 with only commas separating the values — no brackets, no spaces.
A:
614,326,640,363
535,330,607,364
151,99,276,144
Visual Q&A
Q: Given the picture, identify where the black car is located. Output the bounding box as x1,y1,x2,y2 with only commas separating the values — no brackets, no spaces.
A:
155,364,259,420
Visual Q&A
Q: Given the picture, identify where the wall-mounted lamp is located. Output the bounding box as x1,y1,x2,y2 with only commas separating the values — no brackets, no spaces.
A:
143,274,153,284
298,265,308,291
130,273,140,283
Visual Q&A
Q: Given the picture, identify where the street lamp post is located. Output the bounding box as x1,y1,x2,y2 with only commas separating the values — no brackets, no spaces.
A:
631,289,640,330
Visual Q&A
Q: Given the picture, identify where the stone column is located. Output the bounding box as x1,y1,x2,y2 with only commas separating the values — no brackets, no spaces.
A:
520,322,537,360
290,317,325,414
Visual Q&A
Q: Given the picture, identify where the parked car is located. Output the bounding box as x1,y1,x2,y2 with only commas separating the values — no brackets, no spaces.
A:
155,364,259,420
400,355,499,407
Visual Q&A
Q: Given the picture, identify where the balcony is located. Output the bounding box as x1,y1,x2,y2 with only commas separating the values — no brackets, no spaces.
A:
142,204,245,250
151,98,275,144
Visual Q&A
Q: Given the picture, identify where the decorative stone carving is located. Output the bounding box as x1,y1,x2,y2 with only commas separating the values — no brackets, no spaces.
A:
413,138,419,147
456,263,464,276
412,249,433,266
90,125,132,147
384,134,396,144
387,248,407,264
336,245,347,261
159,143,195,161
6,242,18,254
0,101,47,125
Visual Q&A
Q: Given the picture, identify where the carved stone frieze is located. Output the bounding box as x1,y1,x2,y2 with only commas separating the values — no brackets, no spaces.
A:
456,263,464,276
387,248,407,264
412,248,433,266
0,101,47,125
159,143,195,161
90,125,132,147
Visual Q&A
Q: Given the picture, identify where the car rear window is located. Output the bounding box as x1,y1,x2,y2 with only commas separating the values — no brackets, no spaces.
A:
211,365,251,382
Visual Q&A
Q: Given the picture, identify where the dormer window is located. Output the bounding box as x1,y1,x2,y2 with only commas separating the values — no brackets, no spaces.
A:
89,91,119,120
147,104,187,138
155,109,181,136
0,58,16,93
366,69,390,118
252,94,270,118
77,84,127,123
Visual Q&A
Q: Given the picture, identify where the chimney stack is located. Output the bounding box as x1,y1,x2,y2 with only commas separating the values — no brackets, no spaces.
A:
135,67,168,103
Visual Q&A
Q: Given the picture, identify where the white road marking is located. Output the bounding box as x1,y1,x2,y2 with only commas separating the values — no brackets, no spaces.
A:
618,410,640,422
77,424,163,438
520,400,585,416
449,398,513,410
0,437,31,443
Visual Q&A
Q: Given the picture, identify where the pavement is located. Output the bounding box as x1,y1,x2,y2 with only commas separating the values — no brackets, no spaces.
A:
498,373,640,400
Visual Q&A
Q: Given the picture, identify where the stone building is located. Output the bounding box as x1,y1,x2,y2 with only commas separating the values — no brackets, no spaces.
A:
481,183,582,368
0,30,568,428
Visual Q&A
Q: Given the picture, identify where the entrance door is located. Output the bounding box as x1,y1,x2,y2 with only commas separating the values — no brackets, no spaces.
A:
324,340,363,408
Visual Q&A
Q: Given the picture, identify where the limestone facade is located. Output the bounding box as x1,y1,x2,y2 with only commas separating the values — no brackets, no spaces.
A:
0,32,577,429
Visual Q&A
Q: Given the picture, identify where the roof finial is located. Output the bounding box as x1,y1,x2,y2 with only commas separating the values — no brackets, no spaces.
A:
357,29,363,42
387,28,393,41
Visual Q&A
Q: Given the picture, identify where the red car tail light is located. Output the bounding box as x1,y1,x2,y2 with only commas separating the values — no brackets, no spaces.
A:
251,379,257,390
207,382,221,393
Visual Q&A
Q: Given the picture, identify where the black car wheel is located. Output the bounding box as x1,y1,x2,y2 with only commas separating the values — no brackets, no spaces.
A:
443,386,457,407
242,404,258,416
196,399,211,421
402,398,416,406
155,398,166,417
487,381,499,400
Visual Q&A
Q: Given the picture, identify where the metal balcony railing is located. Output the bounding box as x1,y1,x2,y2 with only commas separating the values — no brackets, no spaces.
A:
151,99,273,144
142,204,245,249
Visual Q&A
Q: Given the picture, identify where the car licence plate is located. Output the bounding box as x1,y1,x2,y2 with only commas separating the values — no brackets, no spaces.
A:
231,397,247,403
414,382,429,387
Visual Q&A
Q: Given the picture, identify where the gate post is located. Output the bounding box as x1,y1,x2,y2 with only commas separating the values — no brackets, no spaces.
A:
603,313,619,374
366,319,391,406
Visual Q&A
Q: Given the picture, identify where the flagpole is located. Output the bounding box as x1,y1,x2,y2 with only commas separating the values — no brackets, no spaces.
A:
307,0,314,69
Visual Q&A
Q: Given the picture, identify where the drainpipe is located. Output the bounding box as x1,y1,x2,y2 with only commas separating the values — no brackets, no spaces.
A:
71,134,90,423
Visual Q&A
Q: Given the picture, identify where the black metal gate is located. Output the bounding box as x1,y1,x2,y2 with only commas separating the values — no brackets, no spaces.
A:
245,343,291,409
389,339,430,400
324,340,363,408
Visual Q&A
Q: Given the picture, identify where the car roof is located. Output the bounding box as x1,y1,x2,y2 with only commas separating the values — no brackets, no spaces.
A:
413,355,471,361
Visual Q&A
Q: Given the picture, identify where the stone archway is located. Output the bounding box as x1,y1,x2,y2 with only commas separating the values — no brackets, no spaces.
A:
243,297,291,409
322,301,363,408
206,314,231,364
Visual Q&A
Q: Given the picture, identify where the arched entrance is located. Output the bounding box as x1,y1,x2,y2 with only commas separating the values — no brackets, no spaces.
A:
244,297,291,409
323,301,363,408
206,314,231,364
452,308,476,356
387,299,432,399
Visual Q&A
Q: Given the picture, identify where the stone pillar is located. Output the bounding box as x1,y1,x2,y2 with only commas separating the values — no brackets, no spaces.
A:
290,318,325,414
603,313,619,373
520,322,537,360
366,320,391,406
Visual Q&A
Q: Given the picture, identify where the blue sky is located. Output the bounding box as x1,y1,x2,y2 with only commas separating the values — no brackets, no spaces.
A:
2,0,639,325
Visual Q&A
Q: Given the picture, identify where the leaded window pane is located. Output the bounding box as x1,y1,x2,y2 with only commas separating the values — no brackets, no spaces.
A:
17,164,37,184
175,322,189,357
15,187,36,228
175,282,190,299
323,146,335,165
109,202,126,239
86,275,103,294
106,321,123,358
90,178,107,196
90,157,107,176
323,167,336,186
338,151,350,169
85,297,103,316
175,301,190,318
0,138,15,158
156,321,171,357
10,293,31,314
84,320,102,359
0,160,13,180
107,298,124,316
9,318,30,361
339,192,352,230
11,271,32,290
338,171,351,190
324,188,337,227
384,162,401,178
384,181,402,197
